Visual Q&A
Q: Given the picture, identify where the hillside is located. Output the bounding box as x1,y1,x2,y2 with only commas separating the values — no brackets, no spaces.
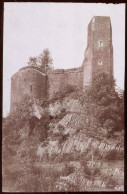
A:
2,74,124,192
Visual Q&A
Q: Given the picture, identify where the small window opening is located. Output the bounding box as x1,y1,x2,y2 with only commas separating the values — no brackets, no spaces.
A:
98,41,103,47
30,85,32,92
98,60,103,66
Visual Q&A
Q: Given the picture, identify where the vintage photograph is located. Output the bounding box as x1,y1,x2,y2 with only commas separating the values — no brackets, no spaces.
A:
2,2,125,192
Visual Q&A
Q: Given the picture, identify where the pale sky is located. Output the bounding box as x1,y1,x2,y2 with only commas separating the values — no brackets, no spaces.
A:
3,3,125,116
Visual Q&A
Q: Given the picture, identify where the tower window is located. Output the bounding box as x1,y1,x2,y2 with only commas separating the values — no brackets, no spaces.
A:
98,40,103,47
98,60,103,66
29,85,32,92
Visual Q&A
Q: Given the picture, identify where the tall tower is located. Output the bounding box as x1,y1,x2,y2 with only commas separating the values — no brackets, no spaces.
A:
82,16,113,87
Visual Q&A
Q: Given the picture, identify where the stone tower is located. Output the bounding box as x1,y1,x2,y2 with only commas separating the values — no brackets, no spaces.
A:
82,16,113,87
10,66,47,112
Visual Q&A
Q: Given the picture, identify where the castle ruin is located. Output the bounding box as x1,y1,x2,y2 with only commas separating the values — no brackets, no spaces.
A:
10,16,113,112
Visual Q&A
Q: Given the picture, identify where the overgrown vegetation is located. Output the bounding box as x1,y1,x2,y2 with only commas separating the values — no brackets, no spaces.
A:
28,48,53,73
2,73,124,192
73,73,124,138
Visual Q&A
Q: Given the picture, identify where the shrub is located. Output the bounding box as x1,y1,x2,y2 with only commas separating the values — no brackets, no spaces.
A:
105,176,118,189
104,149,124,160
81,73,124,135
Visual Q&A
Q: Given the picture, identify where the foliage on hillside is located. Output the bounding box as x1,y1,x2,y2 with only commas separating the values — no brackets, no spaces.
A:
74,73,124,137
2,73,124,192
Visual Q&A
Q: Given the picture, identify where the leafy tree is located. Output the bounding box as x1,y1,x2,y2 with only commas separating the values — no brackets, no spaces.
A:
84,73,116,103
83,73,124,136
28,57,38,67
27,49,53,73
38,48,53,73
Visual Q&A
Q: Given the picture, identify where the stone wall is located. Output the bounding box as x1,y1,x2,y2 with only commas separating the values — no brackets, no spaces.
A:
10,66,83,111
10,66,47,112
47,67,83,99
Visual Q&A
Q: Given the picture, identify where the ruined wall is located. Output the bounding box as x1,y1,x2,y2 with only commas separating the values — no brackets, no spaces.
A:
10,66,47,112
47,67,83,99
10,66,83,111
10,16,114,111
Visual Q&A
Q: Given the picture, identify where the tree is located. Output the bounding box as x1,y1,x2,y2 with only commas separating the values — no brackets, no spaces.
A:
38,48,53,72
27,49,53,73
81,73,124,136
28,57,38,67
86,73,116,103
3,96,50,145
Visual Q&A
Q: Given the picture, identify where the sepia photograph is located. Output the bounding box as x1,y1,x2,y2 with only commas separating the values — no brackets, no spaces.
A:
2,2,125,192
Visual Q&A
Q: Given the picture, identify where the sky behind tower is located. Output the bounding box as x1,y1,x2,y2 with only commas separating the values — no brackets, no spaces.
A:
3,3,125,116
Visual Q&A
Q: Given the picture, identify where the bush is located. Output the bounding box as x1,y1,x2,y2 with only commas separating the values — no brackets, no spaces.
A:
104,176,118,189
104,149,124,160
62,163,75,176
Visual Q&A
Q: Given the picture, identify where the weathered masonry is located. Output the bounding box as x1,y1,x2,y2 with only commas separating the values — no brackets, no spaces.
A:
82,16,113,87
10,16,113,112
10,66,47,112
